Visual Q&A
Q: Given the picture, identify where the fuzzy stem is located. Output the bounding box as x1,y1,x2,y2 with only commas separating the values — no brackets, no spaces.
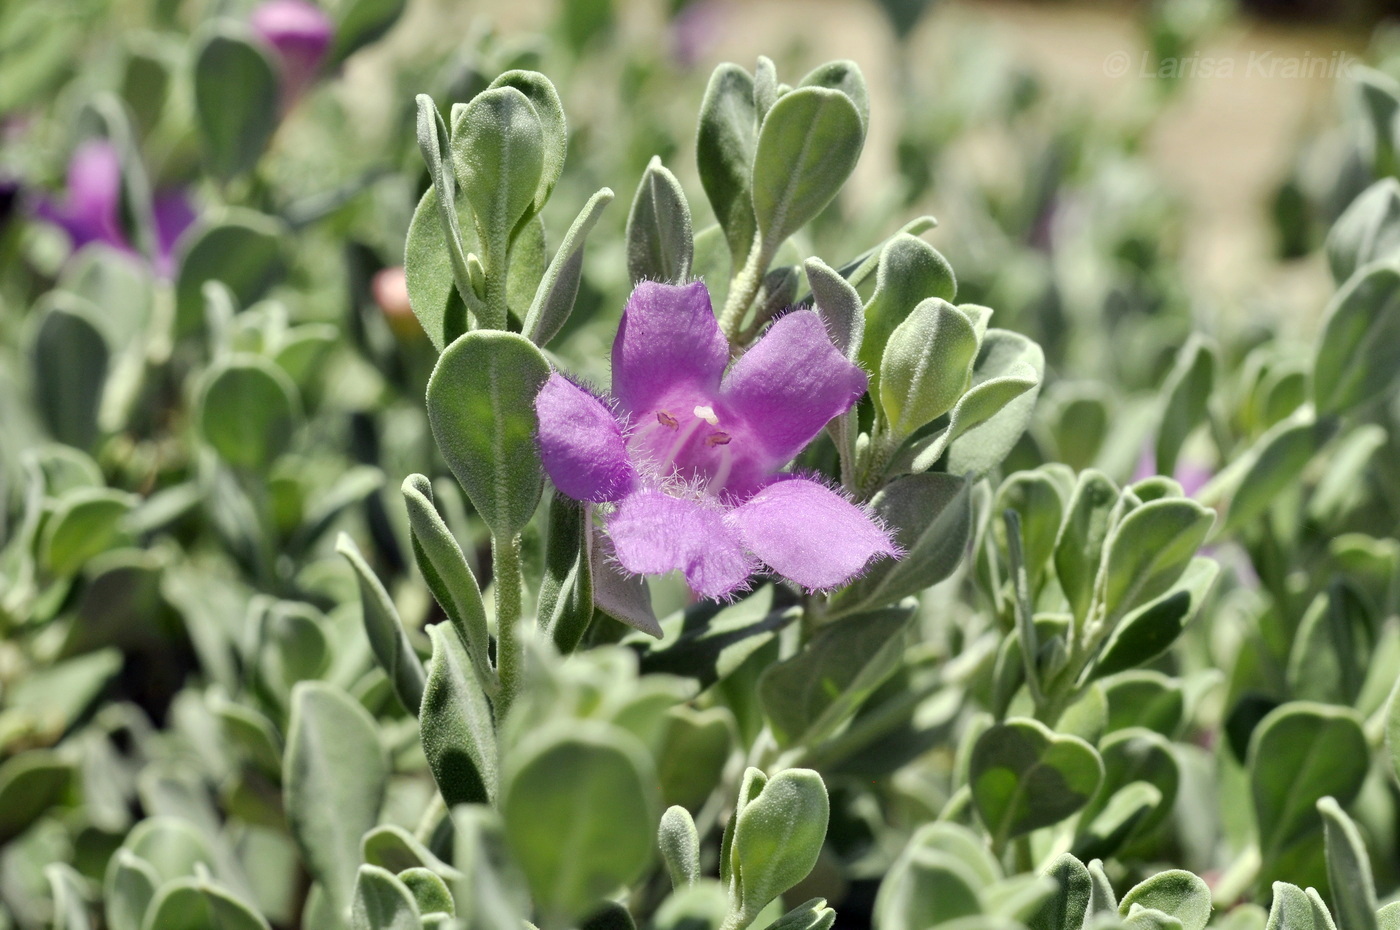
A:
719,233,769,343
492,533,525,719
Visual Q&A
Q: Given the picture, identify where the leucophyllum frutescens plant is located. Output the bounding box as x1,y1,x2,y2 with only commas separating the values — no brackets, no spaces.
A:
337,56,1047,930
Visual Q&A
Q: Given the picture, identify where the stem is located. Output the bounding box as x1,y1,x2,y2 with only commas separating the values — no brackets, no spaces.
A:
413,793,447,843
719,233,769,343
482,234,511,331
492,533,525,719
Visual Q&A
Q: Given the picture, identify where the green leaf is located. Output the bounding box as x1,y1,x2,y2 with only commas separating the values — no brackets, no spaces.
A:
193,24,278,180
659,805,702,890
328,0,405,65
412,94,475,338
832,474,971,614
874,848,983,930
1318,797,1378,930
859,235,956,387
1155,336,1214,476
104,850,159,930
1286,582,1373,705
405,185,476,351
759,604,912,747
732,769,830,924
352,866,423,930
41,488,133,577
627,157,693,286
1028,853,1091,930
47,863,91,930
1094,557,1219,679
362,825,460,880
805,257,863,359
338,534,427,715
29,299,108,450
402,475,493,690
1249,703,1368,871
697,64,758,267
420,623,497,807
502,724,658,927
1117,872,1210,930
1102,672,1184,738
799,60,869,132
285,682,388,919
1055,471,1119,627
655,882,730,930
1100,498,1214,622
1326,179,1400,284
942,330,1043,477
197,356,300,470
751,87,863,255
1266,883,1338,930
996,468,1067,597
1071,783,1163,864
970,718,1104,848
451,87,543,327
174,211,287,338
452,806,530,930
426,331,550,538
657,707,734,810
1210,415,1326,535
0,751,73,844
880,299,979,438
1077,728,1179,841
761,899,836,930
143,879,271,930
6,648,122,745
1313,262,1400,415
399,869,454,918
523,188,614,347
487,71,567,223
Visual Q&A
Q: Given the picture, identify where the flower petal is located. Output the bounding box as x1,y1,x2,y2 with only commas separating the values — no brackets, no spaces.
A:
535,374,634,503
607,487,756,599
611,281,730,416
732,477,897,591
721,309,867,469
65,140,124,233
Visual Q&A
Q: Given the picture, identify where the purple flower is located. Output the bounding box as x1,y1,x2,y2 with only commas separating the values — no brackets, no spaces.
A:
535,281,898,599
31,139,196,277
251,0,335,107
31,137,197,275
670,0,725,69
33,140,127,254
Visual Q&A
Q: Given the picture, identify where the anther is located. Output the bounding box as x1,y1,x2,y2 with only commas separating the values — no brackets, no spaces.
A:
693,405,719,426
705,431,731,447
656,411,679,429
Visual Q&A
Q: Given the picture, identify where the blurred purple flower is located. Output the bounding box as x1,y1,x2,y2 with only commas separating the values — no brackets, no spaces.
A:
251,0,335,107
535,281,898,599
670,0,724,69
33,140,126,254
32,139,196,276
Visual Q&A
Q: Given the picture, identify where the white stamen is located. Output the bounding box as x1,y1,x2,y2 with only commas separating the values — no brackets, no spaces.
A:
693,404,719,426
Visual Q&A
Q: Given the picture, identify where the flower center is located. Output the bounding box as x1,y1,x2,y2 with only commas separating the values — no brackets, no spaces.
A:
635,400,740,494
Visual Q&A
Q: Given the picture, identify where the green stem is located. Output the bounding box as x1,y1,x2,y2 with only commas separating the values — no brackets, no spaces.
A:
718,234,769,344
492,533,525,719
483,234,511,331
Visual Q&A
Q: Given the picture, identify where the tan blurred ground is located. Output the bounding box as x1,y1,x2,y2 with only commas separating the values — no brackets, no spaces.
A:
353,0,1363,326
